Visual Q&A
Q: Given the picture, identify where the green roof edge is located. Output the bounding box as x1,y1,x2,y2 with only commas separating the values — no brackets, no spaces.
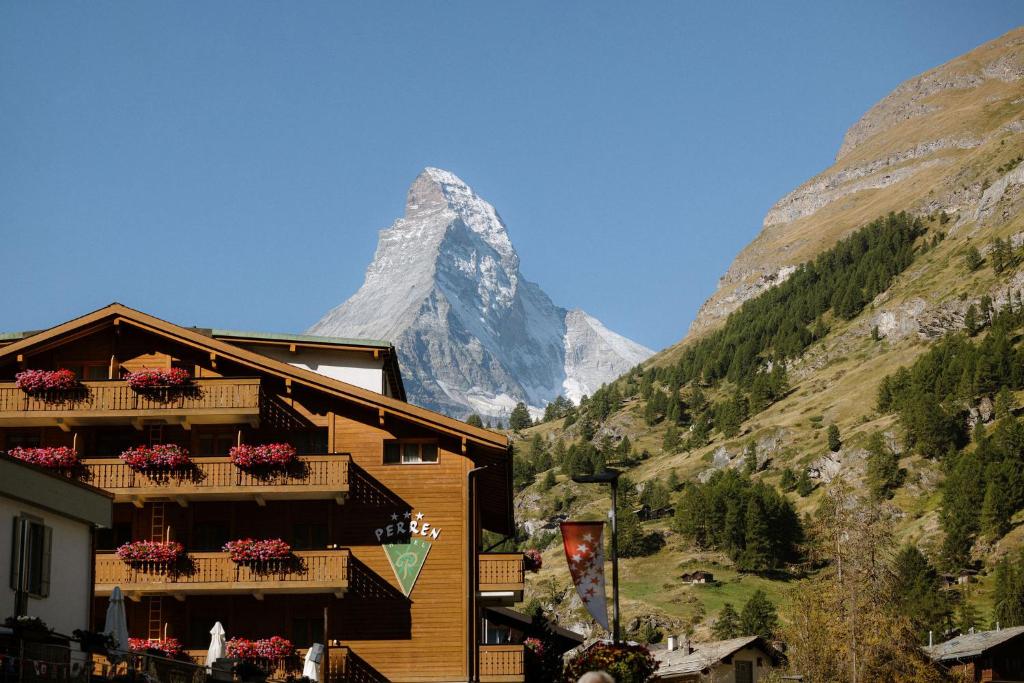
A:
209,328,393,349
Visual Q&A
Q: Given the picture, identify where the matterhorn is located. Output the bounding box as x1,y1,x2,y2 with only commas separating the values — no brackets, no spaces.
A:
309,168,653,419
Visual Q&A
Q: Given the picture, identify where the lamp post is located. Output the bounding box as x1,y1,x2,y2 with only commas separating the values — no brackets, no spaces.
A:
571,469,622,645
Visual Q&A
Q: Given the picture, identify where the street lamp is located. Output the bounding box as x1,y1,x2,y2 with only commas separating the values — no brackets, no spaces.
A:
571,469,622,645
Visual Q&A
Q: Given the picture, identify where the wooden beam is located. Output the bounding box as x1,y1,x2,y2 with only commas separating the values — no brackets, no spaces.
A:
254,495,266,507
334,494,345,506
131,497,144,509
56,419,70,433
173,593,186,602
252,592,264,601
174,496,189,509
180,417,192,431
131,418,145,431
288,344,297,354
209,352,217,369
378,409,385,427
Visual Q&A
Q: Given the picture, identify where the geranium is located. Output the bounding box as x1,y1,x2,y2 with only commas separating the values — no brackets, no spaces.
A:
226,636,294,660
125,368,191,390
524,549,543,573
115,540,185,565
523,637,546,657
15,369,78,393
119,444,192,471
9,446,79,470
563,643,658,683
129,637,186,660
223,538,292,563
229,443,296,469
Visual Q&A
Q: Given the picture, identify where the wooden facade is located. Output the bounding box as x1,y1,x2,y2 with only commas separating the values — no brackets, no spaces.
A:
0,304,521,682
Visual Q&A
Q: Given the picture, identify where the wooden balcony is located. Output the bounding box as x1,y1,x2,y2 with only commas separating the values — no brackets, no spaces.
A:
179,646,347,681
82,454,350,505
479,644,525,682
479,553,525,602
95,549,350,598
0,377,261,429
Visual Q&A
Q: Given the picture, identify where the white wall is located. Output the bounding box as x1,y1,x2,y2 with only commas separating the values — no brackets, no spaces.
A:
0,497,94,636
250,347,386,394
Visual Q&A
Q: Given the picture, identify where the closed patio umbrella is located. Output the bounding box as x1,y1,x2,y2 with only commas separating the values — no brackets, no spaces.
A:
303,643,324,682
205,622,226,670
103,587,130,662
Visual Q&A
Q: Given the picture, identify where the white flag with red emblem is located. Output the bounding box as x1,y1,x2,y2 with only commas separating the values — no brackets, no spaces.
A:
560,521,609,630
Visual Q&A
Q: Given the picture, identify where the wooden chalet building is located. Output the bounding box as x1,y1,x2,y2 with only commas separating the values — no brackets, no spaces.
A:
0,304,525,683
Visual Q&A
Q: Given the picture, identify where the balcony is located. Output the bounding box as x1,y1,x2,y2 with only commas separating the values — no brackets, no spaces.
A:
82,454,350,505
95,549,350,598
178,646,348,681
479,644,525,682
0,377,261,429
479,553,525,603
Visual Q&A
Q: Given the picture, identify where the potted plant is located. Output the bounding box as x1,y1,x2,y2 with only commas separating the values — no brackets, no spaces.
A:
128,637,189,661
125,368,192,390
115,540,185,568
223,539,292,566
524,549,543,573
229,443,296,471
119,444,192,471
15,369,79,394
8,446,79,471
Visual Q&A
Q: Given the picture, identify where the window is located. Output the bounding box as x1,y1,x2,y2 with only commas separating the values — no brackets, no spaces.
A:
96,523,133,551
60,363,109,381
3,430,42,450
292,523,327,551
383,441,438,465
291,617,324,646
289,429,329,455
10,516,52,613
192,522,230,552
195,427,237,456
94,428,143,457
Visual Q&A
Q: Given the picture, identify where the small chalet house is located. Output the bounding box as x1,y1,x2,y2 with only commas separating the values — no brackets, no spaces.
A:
680,571,714,585
0,304,524,683
925,625,1024,682
652,636,784,683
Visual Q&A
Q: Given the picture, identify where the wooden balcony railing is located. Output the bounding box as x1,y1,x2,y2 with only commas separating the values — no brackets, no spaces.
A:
0,377,261,423
82,455,350,503
479,644,525,682
95,549,350,597
479,553,525,595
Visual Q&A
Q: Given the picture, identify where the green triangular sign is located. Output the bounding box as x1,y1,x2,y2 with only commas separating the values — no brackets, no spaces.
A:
383,538,431,596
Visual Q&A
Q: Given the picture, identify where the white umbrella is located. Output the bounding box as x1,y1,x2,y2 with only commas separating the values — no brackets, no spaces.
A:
103,587,130,661
205,622,226,670
302,643,324,682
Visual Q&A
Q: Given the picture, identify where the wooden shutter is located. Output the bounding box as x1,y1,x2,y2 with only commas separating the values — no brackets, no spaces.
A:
38,525,53,598
9,517,24,591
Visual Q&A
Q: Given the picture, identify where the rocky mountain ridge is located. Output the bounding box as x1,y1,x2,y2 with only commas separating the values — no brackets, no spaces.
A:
309,168,652,418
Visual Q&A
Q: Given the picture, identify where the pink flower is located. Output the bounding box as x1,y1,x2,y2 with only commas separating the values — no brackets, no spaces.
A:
524,637,545,657
15,369,78,393
229,443,296,469
115,540,185,565
9,446,78,470
226,636,294,660
524,549,543,572
125,368,191,390
223,538,292,563
129,637,186,659
119,444,192,471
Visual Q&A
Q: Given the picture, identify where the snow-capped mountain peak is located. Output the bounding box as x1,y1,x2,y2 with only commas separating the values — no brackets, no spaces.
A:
309,168,653,418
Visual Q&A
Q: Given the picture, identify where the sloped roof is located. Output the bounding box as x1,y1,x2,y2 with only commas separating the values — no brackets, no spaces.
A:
654,636,779,677
206,328,393,349
0,303,506,451
924,625,1024,661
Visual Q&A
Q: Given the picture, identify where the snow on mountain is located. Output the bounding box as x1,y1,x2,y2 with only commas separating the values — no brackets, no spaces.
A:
308,167,654,418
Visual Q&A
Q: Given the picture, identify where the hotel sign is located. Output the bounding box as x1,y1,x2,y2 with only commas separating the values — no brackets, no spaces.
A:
375,511,442,597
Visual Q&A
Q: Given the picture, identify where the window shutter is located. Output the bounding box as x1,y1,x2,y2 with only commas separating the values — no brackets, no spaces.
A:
10,517,24,591
39,525,52,598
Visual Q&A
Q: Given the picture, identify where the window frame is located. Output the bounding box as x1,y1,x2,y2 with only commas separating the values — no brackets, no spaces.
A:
383,439,440,465
10,514,53,604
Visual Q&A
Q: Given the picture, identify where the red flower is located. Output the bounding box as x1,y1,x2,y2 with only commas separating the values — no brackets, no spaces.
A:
119,444,192,471
115,540,185,565
524,549,543,573
129,637,186,660
229,443,296,469
226,636,294,660
15,369,78,393
223,538,292,563
125,368,191,390
9,446,78,470
524,637,546,657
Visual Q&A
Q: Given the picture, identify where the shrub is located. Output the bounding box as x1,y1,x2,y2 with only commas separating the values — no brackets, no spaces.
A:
563,643,657,683
524,549,543,572
8,446,78,470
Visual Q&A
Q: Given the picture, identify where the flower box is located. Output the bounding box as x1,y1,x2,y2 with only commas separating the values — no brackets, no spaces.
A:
15,369,78,393
125,368,191,390
523,637,546,658
119,444,192,471
229,443,296,470
115,540,185,566
524,549,543,573
129,637,187,660
9,446,79,471
223,538,292,564
226,636,295,660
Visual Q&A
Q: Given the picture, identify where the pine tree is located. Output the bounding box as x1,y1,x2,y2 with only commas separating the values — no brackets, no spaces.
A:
509,402,532,431
891,545,951,640
796,470,814,497
743,442,758,475
740,590,779,638
965,304,980,336
712,603,742,639
995,385,1017,419
779,468,797,492
540,470,556,492
964,245,983,272
981,464,1015,540
993,552,1024,628
466,413,484,427
663,424,680,453
827,424,841,452
739,496,773,571
866,431,900,500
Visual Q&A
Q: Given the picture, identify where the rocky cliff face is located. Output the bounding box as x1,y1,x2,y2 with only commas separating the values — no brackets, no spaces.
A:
688,27,1024,340
309,168,652,418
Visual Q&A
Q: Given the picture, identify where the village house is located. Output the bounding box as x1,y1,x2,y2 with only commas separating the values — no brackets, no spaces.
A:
1,452,113,677
0,303,525,682
925,625,1024,682
651,635,784,683
680,571,714,585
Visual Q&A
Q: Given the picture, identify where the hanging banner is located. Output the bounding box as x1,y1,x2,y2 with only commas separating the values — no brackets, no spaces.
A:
560,521,609,630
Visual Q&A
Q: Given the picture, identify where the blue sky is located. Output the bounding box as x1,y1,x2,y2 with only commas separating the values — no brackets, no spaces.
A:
1,3,1021,350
